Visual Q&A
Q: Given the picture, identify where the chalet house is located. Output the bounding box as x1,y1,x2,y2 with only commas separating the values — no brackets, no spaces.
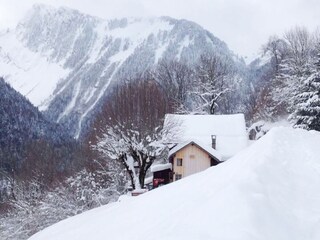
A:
151,114,248,187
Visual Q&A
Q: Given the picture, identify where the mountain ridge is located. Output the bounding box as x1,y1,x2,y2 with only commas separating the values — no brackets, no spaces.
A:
0,4,244,138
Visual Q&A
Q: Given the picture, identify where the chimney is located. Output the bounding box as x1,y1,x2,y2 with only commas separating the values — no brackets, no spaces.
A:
211,135,217,149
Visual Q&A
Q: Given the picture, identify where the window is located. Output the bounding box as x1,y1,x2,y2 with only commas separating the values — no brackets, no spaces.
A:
175,174,182,181
176,158,183,166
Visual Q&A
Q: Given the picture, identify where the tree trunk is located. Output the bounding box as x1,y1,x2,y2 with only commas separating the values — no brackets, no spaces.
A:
139,170,146,189
120,155,135,190
210,93,216,115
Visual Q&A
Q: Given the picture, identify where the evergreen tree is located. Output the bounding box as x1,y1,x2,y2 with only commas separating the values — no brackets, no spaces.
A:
290,51,320,130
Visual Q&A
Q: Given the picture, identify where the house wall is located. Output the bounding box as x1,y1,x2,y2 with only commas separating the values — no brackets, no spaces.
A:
173,144,211,181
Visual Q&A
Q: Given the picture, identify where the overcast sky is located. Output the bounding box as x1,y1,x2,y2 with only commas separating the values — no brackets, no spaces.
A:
0,0,319,61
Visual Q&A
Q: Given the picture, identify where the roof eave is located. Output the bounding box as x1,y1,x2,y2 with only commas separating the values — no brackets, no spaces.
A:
169,141,222,162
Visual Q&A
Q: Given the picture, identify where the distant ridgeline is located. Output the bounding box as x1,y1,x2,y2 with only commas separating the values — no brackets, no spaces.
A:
0,78,84,183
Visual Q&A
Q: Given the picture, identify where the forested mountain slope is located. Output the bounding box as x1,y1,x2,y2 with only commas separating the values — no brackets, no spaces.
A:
0,78,82,182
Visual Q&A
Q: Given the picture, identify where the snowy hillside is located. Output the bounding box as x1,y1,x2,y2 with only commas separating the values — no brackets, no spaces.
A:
0,29,69,107
0,4,239,138
29,127,320,240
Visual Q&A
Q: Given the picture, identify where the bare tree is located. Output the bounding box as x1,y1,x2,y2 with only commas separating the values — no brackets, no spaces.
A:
194,53,234,114
154,59,194,112
283,27,313,75
263,35,288,74
92,78,177,190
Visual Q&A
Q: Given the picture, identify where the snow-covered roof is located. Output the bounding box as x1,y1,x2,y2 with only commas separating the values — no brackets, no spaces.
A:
165,113,248,160
169,140,222,161
150,163,172,173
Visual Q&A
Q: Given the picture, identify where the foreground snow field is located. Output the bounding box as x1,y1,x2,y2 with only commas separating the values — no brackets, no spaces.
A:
29,127,320,240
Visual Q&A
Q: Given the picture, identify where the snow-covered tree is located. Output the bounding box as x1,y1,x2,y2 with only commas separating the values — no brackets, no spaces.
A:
91,79,178,190
289,50,320,130
194,53,234,114
262,35,288,74
0,167,121,240
271,27,314,117
94,122,176,190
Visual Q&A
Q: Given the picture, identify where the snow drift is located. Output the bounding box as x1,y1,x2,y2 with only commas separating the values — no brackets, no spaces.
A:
29,127,320,240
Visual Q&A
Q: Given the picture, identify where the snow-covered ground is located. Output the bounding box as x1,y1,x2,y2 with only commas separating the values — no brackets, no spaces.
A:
248,119,291,140
29,127,320,240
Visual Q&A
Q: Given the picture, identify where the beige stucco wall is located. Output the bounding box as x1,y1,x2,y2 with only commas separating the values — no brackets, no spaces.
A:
173,144,211,181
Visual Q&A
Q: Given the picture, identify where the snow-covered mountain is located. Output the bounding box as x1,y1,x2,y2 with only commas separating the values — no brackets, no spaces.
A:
0,77,78,175
28,127,320,240
0,4,241,138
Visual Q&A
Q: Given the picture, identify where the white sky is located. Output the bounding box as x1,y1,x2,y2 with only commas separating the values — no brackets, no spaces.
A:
0,0,319,61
